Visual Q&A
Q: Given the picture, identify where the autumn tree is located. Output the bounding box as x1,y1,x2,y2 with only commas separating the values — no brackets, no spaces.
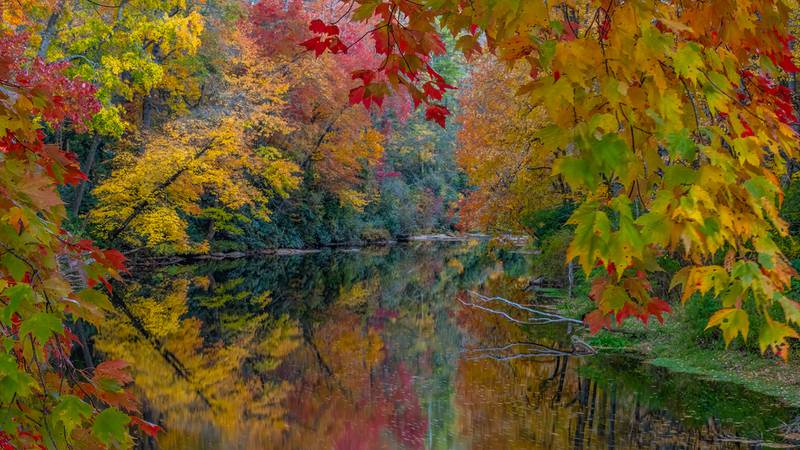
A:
456,55,570,234
89,29,300,253
249,0,389,214
12,0,209,221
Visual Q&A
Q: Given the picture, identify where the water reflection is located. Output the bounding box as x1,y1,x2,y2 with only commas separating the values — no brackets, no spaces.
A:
94,242,798,449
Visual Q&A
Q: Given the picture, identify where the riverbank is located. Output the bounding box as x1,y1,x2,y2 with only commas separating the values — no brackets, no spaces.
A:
551,292,800,408
124,233,505,266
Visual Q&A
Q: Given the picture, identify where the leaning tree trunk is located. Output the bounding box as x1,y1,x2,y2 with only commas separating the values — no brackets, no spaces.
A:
72,133,101,217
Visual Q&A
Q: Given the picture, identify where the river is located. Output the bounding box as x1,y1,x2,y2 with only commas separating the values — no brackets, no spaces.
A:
100,241,798,449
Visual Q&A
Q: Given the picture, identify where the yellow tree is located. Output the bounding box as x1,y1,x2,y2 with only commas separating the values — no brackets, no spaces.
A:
89,31,300,253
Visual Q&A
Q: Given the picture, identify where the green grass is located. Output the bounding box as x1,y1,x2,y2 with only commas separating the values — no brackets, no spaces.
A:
586,331,635,352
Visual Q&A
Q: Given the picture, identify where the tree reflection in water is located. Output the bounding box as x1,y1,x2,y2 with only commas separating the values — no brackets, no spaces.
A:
90,242,796,449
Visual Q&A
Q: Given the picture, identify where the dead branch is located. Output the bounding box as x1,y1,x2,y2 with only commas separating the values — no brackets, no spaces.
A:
461,291,584,326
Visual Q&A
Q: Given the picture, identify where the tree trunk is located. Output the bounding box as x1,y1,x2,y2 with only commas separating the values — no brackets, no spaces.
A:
72,133,101,217
205,219,216,242
37,0,67,59
567,260,574,299
141,89,154,130
106,139,216,243
75,320,95,369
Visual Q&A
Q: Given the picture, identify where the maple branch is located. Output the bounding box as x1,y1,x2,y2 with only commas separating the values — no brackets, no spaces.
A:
0,242,54,309
331,0,355,25
681,77,701,132
584,7,602,38
388,26,412,73
55,54,99,68
560,3,578,38
29,335,61,450
345,24,387,51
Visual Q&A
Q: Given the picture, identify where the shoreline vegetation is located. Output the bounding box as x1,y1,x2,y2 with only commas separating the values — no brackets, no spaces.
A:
548,291,800,408
127,233,511,264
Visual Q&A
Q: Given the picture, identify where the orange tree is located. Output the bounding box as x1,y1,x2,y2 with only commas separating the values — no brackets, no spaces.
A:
303,0,800,358
0,31,155,448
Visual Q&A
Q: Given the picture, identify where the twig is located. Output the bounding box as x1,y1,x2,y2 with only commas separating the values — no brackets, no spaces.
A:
466,291,584,325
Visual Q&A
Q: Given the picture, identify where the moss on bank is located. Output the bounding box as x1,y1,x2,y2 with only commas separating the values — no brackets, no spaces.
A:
552,292,800,407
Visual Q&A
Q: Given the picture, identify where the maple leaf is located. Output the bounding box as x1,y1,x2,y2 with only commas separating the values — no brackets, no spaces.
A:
759,319,800,359
19,312,63,344
567,202,611,274
91,407,131,446
94,360,134,386
584,310,611,334
425,105,449,128
309,19,327,34
52,396,93,435
130,417,161,438
706,308,749,347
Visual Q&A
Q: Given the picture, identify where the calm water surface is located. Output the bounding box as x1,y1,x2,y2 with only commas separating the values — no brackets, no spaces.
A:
102,242,799,449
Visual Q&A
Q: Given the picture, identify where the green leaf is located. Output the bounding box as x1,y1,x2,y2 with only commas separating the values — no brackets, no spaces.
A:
53,395,93,435
91,407,130,446
554,158,595,189
665,129,696,160
758,320,799,354
567,201,611,274
538,40,557,68
731,260,761,288
636,206,671,247
606,196,644,277
0,352,36,403
779,297,800,326
641,25,671,54
706,308,749,347
663,166,699,189
1,283,34,325
599,284,630,313
1,253,27,281
591,134,630,175
757,252,775,270
351,0,379,21
77,288,114,312
743,176,777,201
19,312,63,343
673,42,704,82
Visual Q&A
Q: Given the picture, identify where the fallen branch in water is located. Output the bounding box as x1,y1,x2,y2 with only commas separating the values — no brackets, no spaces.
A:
459,291,584,326
464,338,595,361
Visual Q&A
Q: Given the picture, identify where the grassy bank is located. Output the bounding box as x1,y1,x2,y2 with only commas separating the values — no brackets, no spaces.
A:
553,292,800,407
